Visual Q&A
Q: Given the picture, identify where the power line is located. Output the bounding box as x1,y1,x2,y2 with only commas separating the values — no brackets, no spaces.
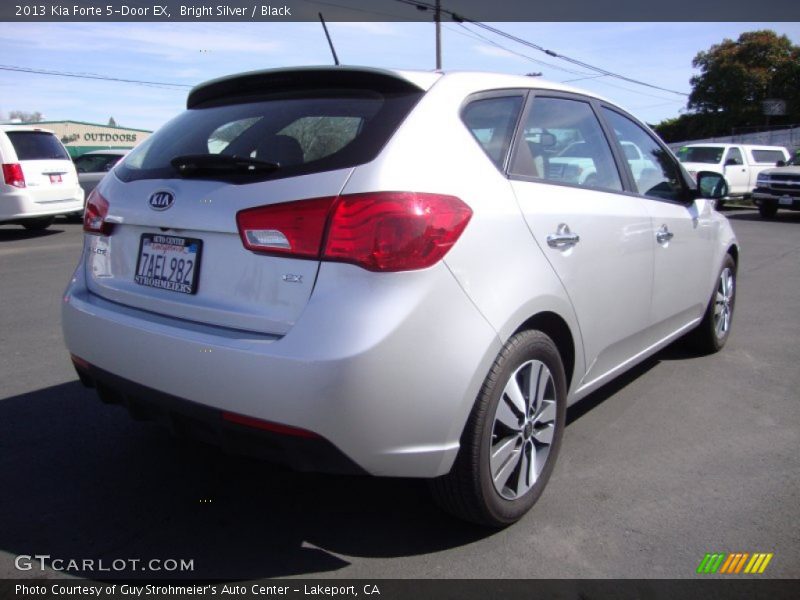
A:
445,23,594,78
393,0,689,97
0,65,192,90
444,23,684,105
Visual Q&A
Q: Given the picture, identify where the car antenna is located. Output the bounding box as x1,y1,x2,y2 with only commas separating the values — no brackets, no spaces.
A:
318,13,340,66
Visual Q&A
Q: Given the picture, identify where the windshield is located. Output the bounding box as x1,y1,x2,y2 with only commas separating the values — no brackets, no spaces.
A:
117,89,422,183
676,146,724,164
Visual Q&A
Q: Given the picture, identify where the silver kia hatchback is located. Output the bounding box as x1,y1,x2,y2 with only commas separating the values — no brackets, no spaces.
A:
62,67,737,526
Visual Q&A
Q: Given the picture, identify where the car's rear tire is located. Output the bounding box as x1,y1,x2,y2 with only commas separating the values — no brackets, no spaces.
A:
22,217,55,231
430,330,567,527
687,254,736,354
758,203,778,219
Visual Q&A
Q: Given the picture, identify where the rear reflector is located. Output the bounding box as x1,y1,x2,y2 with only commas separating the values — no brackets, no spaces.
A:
70,354,91,370
2,163,25,188
221,411,321,439
83,189,113,235
236,192,472,272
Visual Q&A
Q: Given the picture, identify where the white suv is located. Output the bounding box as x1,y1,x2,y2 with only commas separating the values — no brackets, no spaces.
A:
62,67,737,526
1,125,84,230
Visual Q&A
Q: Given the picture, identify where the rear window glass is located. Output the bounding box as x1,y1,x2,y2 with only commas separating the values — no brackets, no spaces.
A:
751,149,786,164
74,153,123,173
677,146,724,164
6,131,69,161
118,90,421,183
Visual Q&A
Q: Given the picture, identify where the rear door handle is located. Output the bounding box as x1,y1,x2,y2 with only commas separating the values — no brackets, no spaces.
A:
656,225,674,244
547,224,580,249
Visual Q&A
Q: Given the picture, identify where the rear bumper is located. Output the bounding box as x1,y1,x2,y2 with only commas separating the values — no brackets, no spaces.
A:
0,186,84,221
62,255,501,478
72,360,366,474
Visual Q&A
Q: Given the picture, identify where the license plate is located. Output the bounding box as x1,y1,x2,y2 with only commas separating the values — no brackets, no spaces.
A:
48,173,62,183
134,234,202,295
779,195,793,206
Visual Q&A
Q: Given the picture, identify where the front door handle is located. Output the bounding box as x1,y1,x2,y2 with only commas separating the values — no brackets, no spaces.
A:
547,223,580,249
656,224,674,244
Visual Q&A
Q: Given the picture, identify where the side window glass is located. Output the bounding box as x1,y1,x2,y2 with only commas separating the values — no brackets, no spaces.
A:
510,97,622,192
726,147,743,165
602,108,684,201
461,95,524,170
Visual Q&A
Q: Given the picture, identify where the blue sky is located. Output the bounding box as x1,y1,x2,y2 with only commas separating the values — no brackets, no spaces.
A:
1,21,798,131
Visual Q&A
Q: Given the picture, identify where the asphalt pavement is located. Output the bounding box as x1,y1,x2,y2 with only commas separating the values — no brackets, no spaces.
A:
0,210,798,580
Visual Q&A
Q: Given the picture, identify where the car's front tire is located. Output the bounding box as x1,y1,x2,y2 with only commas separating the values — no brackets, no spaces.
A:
430,330,567,527
758,203,778,219
687,254,736,354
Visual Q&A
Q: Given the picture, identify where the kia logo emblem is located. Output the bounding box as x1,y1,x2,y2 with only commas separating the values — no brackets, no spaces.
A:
149,190,174,211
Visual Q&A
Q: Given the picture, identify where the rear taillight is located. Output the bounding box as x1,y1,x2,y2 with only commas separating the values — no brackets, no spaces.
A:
83,189,113,235
2,163,25,188
236,192,472,272
237,197,336,258
324,192,472,271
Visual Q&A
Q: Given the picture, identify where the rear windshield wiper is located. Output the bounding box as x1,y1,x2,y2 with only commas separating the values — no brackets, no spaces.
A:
171,154,280,177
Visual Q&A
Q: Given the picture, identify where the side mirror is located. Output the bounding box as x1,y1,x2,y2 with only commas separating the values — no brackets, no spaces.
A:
696,171,728,200
776,160,786,167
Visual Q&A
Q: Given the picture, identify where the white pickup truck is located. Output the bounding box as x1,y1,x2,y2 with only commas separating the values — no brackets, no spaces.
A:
752,155,800,218
677,143,790,206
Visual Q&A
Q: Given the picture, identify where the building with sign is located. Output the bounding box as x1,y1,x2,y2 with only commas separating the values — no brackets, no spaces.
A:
25,120,152,158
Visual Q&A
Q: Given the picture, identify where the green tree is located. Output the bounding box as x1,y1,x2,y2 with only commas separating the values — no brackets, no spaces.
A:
654,30,800,142
9,110,43,123
108,116,117,127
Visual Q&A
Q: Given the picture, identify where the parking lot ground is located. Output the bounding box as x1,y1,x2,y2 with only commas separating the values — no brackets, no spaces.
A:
0,210,798,579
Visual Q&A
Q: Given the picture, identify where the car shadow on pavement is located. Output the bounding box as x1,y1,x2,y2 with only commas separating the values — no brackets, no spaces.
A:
0,381,490,581
726,211,800,223
0,227,64,242
566,340,696,425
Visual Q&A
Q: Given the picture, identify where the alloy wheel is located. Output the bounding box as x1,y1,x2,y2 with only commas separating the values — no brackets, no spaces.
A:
490,359,557,500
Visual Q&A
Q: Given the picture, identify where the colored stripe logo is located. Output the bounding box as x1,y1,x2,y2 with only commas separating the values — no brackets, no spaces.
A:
697,552,773,574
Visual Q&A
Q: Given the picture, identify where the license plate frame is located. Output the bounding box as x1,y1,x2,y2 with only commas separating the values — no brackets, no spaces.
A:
134,234,203,295
779,195,793,206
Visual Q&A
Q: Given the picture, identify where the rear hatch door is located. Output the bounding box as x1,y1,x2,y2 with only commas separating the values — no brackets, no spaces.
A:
6,130,79,201
84,68,426,336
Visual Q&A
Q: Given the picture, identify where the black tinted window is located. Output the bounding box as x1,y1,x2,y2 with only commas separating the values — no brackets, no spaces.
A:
603,108,684,201
751,149,785,164
6,131,69,160
461,95,524,169
725,147,743,165
117,90,421,182
677,146,724,164
74,154,122,173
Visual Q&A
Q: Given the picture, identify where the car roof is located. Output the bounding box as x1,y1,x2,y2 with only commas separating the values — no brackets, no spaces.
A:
0,125,56,134
79,149,128,156
684,142,787,151
187,65,615,109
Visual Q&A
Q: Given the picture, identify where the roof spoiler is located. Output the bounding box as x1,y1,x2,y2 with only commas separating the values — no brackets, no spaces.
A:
187,66,428,109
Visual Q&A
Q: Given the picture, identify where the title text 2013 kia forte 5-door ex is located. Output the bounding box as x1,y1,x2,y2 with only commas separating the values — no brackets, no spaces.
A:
62,67,737,526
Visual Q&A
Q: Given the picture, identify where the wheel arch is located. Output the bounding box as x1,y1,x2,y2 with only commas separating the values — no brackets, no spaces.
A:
727,243,739,270
512,311,576,393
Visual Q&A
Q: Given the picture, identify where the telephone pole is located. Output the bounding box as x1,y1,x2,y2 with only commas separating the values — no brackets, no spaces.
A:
435,0,442,70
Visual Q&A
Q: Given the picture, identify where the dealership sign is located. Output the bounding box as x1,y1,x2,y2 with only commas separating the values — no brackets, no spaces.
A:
84,132,139,142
